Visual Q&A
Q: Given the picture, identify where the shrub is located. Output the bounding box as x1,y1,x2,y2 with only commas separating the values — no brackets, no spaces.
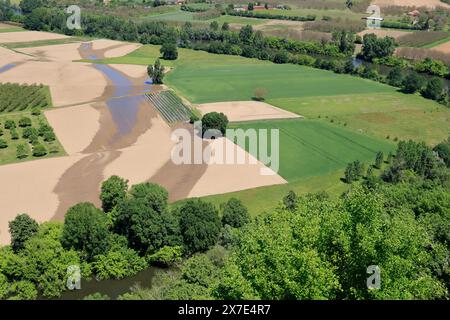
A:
4,120,15,129
16,143,30,159
221,198,250,228
147,245,183,267
18,117,32,127
0,138,7,148
32,144,47,157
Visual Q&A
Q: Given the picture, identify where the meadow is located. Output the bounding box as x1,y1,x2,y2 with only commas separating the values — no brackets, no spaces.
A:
97,44,448,212
229,119,394,181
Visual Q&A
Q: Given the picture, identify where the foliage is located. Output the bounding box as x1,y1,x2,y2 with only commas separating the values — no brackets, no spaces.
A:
201,112,229,136
114,183,180,255
61,203,111,261
100,175,129,213
147,59,165,84
8,214,39,253
360,34,396,62
179,199,222,254
147,245,183,267
401,73,425,94
0,83,50,114
221,198,250,228
93,245,146,280
160,42,178,60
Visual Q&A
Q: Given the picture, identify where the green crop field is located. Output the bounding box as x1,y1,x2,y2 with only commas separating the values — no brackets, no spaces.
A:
228,119,394,182
97,44,449,146
165,62,395,104
96,44,448,213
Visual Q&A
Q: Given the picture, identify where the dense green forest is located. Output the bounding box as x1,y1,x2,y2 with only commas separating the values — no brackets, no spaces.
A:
1,137,449,300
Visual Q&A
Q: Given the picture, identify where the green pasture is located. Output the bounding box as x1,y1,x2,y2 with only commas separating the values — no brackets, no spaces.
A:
228,119,394,182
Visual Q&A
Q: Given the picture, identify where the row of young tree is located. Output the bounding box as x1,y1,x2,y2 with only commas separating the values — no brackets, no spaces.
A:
0,175,251,299
119,137,450,300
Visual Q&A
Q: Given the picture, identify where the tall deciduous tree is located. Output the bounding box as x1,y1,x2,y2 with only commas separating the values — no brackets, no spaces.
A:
100,175,129,213
61,202,111,260
147,59,165,84
8,214,39,253
179,199,222,254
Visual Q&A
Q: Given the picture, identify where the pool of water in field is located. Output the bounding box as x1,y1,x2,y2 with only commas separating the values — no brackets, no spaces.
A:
0,63,16,73
88,55,151,135
52,267,160,300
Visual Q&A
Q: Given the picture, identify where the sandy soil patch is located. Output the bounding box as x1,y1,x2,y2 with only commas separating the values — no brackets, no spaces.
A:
0,154,84,244
372,0,450,8
0,61,106,106
358,29,410,39
18,42,84,62
45,103,101,155
431,41,450,54
103,115,176,186
110,63,149,79
90,39,141,58
0,46,31,66
0,23,16,29
0,31,69,44
197,101,302,122
188,137,287,198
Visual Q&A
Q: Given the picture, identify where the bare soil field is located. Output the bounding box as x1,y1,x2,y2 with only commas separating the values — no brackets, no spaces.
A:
91,39,141,58
188,138,287,198
197,101,302,122
431,40,450,54
0,61,107,106
0,46,31,66
45,103,101,154
0,40,290,244
0,31,70,43
358,29,411,39
372,0,450,9
0,154,84,244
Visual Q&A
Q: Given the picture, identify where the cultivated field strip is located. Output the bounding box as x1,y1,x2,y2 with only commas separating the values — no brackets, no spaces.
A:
145,90,193,123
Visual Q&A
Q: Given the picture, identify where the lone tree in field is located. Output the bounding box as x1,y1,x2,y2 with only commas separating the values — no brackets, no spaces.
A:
201,112,229,137
160,42,178,60
100,175,129,213
253,87,268,101
8,214,39,253
147,59,165,84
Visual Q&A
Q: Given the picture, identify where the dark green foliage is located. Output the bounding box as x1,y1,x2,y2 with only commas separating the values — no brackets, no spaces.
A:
421,78,444,101
32,143,46,157
100,175,128,213
433,136,450,167
386,66,404,87
18,117,32,128
4,119,15,129
221,198,250,228
114,183,180,255
375,151,384,169
201,112,229,136
179,199,221,254
16,143,30,159
402,73,425,94
283,190,298,212
147,59,165,84
0,83,49,113
0,138,7,148
160,42,178,60
8,214,39,253
361,34,396,62
61,202,111,260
